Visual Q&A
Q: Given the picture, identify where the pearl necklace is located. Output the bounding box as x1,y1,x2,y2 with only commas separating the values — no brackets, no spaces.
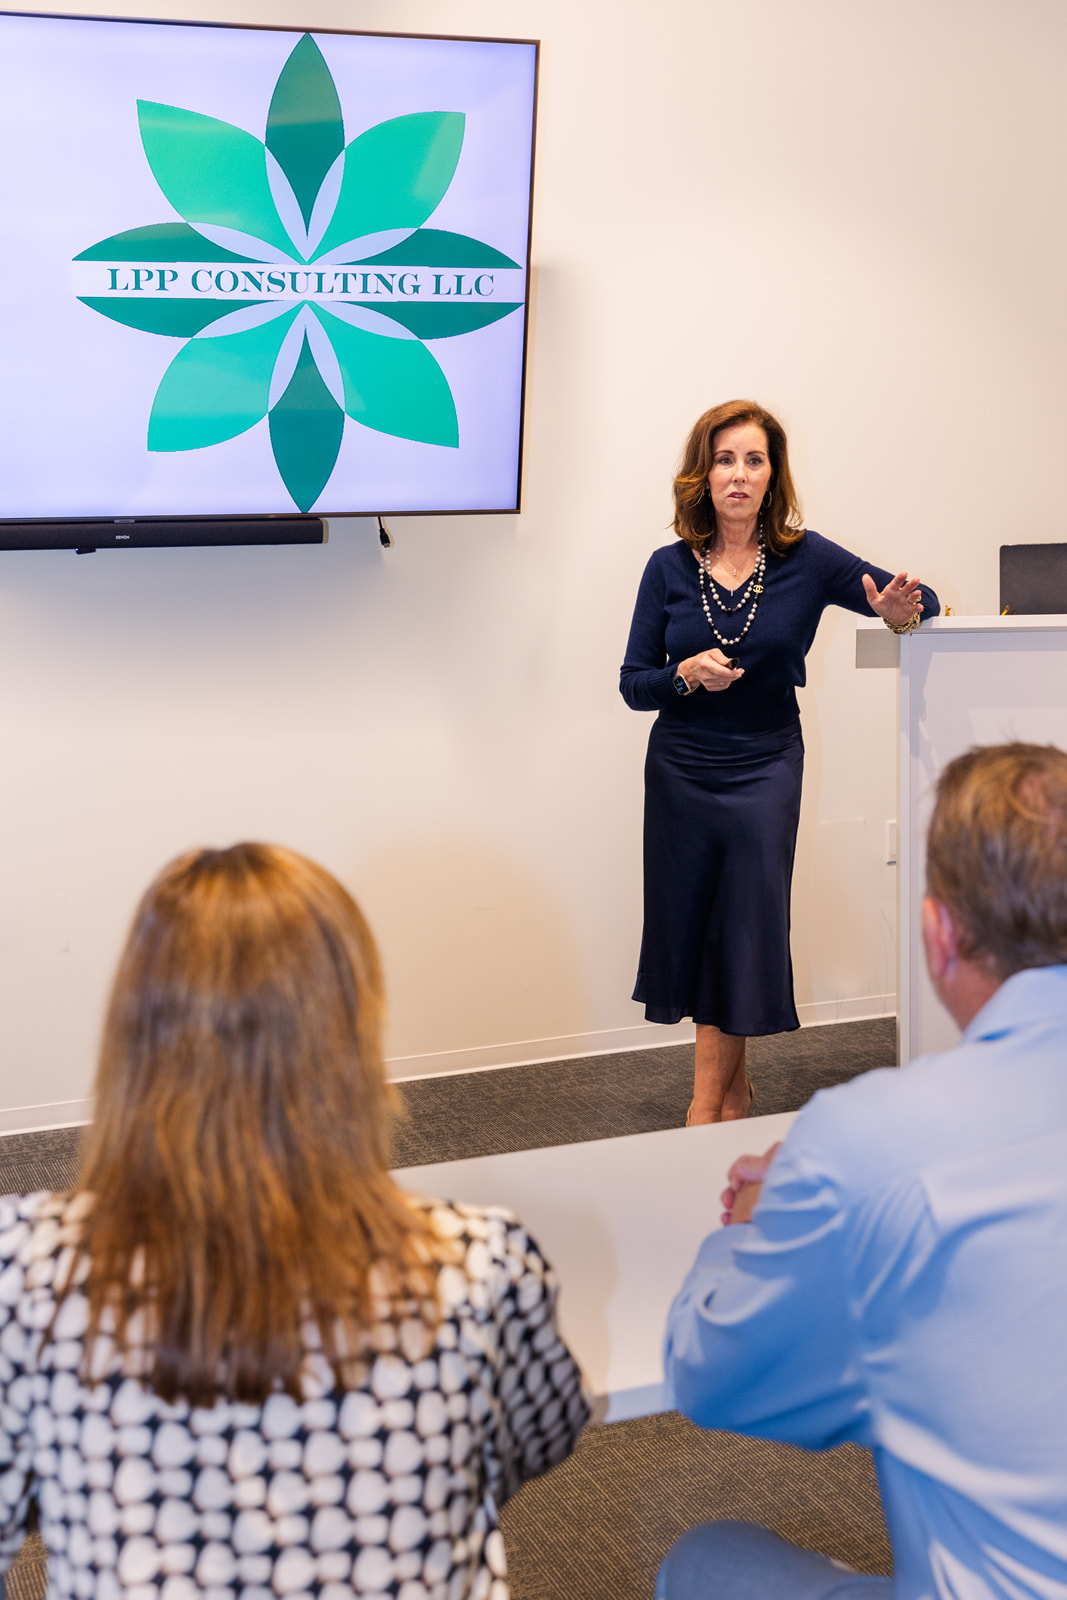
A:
697,535,766,651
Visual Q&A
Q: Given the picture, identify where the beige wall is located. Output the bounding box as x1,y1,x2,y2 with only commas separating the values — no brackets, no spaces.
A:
2,0,1064,1128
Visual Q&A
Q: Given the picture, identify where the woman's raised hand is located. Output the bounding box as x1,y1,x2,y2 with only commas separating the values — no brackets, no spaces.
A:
862,570,924,628
680,650,745,692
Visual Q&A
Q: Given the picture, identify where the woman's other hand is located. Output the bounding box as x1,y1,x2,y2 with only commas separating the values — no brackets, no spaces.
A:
862,570,924,628
679,650,745,692
720,1143,780,1225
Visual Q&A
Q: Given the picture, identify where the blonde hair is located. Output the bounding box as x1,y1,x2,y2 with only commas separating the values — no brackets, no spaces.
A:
927,744,1067,977
71,843,442,1405
673,399,804,556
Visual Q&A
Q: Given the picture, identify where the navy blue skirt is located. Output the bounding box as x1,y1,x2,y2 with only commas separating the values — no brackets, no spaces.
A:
633,716,804,1034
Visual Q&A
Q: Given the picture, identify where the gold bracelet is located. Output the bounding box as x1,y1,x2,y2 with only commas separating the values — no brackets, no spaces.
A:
883,611,921,635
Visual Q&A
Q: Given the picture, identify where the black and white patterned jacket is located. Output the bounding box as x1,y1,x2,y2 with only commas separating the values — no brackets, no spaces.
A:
0,1191,590,1600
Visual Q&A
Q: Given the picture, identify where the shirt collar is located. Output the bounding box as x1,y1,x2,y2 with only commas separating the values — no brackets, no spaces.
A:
961,964,1067,1044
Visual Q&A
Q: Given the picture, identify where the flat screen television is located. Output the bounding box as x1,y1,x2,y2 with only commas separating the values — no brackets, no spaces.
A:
0,12,538,548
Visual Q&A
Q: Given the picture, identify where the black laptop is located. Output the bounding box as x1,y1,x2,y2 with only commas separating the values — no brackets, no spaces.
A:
1000,545,1067,615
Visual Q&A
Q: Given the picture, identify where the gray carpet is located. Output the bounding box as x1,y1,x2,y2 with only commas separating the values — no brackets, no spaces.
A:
1,1534,46,1600
0,1127,83,1196
501,1414,891,1600
0,1019,897,1600
390,1017,896,1166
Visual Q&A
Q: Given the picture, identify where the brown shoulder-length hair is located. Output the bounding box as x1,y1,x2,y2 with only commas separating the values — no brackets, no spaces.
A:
673,399,804,556
926,743,1067,978
67,843,445,1406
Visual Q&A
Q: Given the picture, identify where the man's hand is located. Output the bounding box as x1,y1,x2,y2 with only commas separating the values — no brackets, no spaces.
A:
721,1143,780,1225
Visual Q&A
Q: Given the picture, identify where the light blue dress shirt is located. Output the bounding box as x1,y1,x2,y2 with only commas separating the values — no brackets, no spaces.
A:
664,966,1067,1600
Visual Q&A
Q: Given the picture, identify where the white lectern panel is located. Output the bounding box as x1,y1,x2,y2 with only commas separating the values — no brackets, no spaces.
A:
898,618,1067,1062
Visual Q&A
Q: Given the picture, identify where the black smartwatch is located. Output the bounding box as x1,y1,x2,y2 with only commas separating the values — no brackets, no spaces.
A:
671,668,693,696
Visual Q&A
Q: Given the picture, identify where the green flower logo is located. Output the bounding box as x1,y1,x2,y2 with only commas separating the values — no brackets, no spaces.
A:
74,34,524,511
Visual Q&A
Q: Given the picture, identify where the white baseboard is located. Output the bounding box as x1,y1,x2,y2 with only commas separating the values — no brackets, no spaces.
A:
387,1021,698,1082
0,1099,94,1138
0,1001,897,1133
795,993,895,1026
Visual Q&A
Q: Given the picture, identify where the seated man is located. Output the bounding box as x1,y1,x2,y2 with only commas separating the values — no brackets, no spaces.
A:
659,742,1067,1600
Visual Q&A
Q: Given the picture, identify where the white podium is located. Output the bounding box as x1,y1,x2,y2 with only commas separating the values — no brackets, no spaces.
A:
858,616,1067,1063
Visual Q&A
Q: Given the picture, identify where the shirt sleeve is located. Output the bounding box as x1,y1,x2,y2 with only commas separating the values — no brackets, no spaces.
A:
0,1196,39,1570
663,1139,872,1452
812,532,940,621
485,1217,591,1503
619,552,682,711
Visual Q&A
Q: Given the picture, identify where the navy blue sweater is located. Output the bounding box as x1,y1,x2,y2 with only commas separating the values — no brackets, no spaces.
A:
620,531,940,735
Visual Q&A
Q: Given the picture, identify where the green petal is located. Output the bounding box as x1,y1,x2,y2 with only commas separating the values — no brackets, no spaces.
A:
364,301,522,340
148,308,299,452
75,223,256,263
266,34,344,231
352,228,520,269
313,307,458,447
314,113,464,258
268,332,344,511
138,101,298,258
79,297,260,337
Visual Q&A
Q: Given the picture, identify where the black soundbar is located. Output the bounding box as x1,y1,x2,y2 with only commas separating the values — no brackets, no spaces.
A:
0,517,327,552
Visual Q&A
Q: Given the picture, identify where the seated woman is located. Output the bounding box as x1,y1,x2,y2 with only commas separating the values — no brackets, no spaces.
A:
0,843,589,1600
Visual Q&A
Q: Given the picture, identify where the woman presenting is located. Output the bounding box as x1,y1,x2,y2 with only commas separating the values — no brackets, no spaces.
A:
620,400,938,1125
